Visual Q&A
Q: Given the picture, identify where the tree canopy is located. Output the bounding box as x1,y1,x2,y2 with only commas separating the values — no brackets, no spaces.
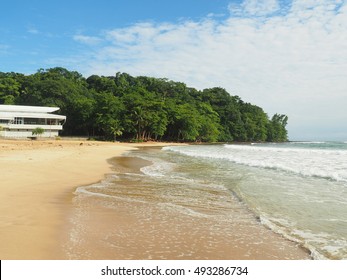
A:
0,67,289,142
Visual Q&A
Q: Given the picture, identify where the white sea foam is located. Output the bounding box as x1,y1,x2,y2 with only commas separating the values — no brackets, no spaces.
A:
74,176,114,195
164,144,347,183
258,215,347,260
163,143,347,259
158,202,212,218
140,158,175,177
75,186,113,198
290,141,327,144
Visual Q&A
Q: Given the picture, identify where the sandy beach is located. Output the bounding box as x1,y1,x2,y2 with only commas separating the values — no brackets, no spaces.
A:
0,139,310,260
0,139,139,259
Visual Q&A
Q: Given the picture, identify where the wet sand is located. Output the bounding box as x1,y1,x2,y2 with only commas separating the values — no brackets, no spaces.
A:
64,150,311,260
0,140,310,260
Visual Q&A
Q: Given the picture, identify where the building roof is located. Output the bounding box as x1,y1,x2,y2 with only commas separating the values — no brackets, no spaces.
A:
0,105,66,120
0,104,60,113
0,112,66,120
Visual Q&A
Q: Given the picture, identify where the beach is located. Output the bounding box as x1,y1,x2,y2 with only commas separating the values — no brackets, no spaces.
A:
0,139,138,259
0,139,310,260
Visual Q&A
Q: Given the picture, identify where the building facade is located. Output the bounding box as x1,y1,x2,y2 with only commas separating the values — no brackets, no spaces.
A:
0,105,66,138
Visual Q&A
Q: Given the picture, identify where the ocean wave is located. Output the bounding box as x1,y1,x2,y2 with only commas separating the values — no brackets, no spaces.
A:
289,141,327,144
75,185,113,198
140,159,175,177
259,215,347,260
164,145,347,183
158,202,212,218
163,145,347,259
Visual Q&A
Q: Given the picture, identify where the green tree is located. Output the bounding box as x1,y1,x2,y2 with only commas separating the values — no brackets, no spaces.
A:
202,88,242,141
196,103,220,142
267,114,288,142
0,75,21,104
32,127,45,137
240,103,268,142
94,91,124,140
166,103,201,141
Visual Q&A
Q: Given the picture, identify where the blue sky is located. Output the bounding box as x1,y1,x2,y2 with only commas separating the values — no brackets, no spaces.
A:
1,0,235,72
1,0,347,140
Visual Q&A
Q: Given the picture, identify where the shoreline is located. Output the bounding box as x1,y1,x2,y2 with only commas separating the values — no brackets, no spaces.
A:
66,147,311,260
0,139,184,259
0,139,310,259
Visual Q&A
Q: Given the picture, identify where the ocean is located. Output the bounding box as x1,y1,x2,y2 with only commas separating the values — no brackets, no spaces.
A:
161,142,347,259
68,142,347,260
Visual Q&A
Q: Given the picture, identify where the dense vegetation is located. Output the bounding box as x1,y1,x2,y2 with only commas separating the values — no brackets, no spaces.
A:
0,67,288,142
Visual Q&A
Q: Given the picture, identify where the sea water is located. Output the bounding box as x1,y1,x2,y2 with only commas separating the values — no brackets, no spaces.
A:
160,142,347,259
70,142,347,259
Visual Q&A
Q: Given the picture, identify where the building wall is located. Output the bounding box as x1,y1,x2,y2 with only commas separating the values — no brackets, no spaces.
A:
0,129,59,138
6,124,63,130
0,124,63,138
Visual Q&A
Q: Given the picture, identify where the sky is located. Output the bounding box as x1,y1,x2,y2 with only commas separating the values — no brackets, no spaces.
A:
1,0,347,141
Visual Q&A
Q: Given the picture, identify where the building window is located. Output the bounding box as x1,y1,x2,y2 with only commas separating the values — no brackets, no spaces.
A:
14,117,24,124
23,118,46,125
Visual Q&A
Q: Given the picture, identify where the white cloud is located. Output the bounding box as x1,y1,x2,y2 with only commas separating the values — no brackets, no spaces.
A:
68,0,347,140
229,0,281,16
73,34,103,45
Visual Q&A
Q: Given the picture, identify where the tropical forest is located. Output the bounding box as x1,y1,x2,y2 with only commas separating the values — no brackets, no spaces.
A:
0,67,288,142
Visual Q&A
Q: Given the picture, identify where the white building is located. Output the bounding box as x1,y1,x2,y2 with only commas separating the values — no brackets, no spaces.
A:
0,105,66,138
